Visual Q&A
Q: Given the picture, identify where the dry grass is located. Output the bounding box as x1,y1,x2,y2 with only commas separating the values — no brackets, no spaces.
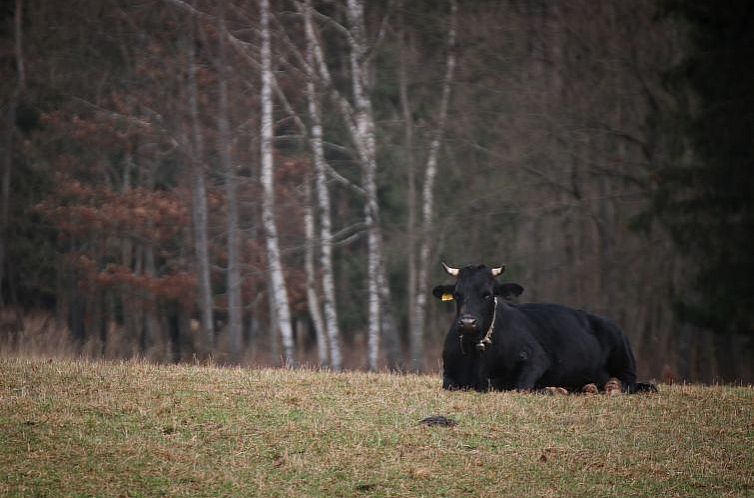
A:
0,310,438,371
1,358,752,497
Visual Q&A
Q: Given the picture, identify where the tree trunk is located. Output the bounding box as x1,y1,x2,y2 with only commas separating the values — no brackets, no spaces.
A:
143,242,160,359
346,0,382,371
217,0,242,363
120,154,139,353
306,0,398,370
260,0,295,366
400,22,418,371
186,21,215,356
303,176,328,367
1,0,25,309
303,4,342,370
0,97,13,311
378,268,403,370
412,0,457,372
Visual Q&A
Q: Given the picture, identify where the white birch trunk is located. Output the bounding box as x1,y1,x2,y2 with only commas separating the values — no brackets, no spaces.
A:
304,3,343,371
303,178,329,367
187,24,215,355
413,0,457,371
217,0,242,362
346,0,381,371
260,0,295,365
305,0,396,370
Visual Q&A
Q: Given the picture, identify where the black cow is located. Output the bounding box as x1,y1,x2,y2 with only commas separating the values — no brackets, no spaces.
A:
433,263,657,394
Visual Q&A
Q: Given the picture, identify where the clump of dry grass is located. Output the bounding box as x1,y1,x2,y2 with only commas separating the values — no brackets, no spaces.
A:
1,358,752,497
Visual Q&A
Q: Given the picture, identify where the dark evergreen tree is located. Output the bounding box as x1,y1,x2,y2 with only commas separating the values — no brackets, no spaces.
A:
657,1,754,338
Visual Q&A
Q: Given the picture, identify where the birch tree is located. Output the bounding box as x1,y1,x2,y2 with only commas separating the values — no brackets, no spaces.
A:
303,1,342,370
346,0,385,371
411,0,457,371
303,0,396,370
303,176,329,367
260,0,295,365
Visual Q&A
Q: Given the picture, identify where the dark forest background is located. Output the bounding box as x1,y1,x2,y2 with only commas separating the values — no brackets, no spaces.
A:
1,0,752,382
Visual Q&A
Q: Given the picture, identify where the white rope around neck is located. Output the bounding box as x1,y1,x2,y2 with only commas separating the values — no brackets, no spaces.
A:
477,296,499,352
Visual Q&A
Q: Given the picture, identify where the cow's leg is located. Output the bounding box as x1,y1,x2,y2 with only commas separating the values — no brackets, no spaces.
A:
513,359,549,391
442,375,462,390
489,377,515,391
443,367,472,391
591,315,642,393
443,371,488,391
472,362,490,392
442,361,463,390
443,356,479,391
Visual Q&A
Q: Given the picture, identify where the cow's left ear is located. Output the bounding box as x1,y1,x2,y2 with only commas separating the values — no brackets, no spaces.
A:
494,282,524,300
432,284,456,301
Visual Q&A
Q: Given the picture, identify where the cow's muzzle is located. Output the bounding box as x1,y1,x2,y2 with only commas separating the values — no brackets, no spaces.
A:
457,315,478,333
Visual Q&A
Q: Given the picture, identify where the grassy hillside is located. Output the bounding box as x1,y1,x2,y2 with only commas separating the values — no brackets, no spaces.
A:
1,359,752,497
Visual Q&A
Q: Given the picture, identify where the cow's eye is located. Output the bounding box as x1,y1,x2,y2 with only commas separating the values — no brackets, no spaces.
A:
483,292,492,300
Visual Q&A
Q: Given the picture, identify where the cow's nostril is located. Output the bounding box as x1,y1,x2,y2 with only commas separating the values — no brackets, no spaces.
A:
459,316,477,329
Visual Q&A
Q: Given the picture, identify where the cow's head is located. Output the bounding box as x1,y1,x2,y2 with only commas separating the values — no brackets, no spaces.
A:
432,262,523,336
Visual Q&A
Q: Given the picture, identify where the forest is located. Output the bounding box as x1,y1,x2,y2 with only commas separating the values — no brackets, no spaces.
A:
0,0,752,382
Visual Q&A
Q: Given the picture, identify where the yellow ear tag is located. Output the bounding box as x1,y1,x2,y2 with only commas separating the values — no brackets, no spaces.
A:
441,293,454,302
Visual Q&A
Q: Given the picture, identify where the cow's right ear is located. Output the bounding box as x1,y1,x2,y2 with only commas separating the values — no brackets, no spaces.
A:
432,284,456,301
495,282,524,300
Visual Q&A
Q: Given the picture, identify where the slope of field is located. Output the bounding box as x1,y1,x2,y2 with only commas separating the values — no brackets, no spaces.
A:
1,358,752,497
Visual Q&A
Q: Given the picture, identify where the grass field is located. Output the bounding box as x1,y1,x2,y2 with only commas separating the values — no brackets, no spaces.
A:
1,358,752,497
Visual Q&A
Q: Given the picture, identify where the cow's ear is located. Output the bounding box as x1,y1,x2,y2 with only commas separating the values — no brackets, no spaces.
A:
432,284,455,301
495,282,524,300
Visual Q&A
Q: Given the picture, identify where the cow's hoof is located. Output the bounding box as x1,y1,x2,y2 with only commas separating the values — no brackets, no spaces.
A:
581,383,598,395
543,386,569,396
605,378,622,396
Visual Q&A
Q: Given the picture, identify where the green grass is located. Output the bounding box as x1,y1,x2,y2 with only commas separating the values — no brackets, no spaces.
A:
1,359,752,497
